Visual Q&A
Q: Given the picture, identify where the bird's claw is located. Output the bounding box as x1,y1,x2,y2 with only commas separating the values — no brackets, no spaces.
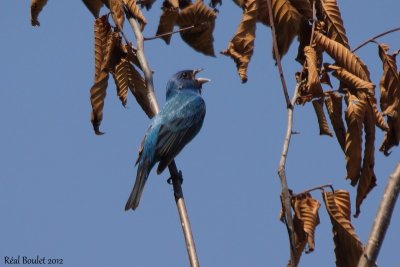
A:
167,170,183,185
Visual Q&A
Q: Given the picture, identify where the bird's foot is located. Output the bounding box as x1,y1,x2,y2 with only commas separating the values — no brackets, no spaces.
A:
167,170,183,185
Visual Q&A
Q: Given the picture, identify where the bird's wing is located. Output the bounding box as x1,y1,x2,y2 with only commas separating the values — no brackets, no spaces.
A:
155,96,205,174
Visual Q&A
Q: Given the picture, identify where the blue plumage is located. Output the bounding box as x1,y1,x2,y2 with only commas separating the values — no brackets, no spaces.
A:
125,69,210,210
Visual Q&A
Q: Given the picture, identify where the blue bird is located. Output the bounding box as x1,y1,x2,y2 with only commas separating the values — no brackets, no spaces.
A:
125,69,210,210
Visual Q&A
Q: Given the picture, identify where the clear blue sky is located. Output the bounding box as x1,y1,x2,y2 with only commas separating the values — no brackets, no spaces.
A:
1,1,399,266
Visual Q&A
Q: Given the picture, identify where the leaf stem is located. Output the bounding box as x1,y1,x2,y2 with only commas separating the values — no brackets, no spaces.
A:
144,25,196,41
294,184,334,197
352,27,400,52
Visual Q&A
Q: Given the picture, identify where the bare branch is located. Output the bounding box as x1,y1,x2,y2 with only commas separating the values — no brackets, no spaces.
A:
125,8,200,267
357,163,400,267
352,27,400,52
294,184,334,197
278,82,300,267
267,0,292,109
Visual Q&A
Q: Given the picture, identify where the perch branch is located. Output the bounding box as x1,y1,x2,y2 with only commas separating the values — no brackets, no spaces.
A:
278,83,300,267
125,9,200,267
267,0,292,109
357,162,400,267
352,27,400,52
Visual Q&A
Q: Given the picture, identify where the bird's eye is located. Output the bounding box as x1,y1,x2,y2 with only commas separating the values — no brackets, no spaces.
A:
181,72,188,79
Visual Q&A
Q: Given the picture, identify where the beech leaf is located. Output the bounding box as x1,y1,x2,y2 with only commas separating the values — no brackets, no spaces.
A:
355,102,377,217
177,0,217,56
314,32,370,82
221,0,258,82
344,92,366,186
109,0,125,30
272,0,302,58
156,1,179,44
320,0,349,48
323,190,363,267
123,0,147,30
31,0,48,26
326,64,375,93
325,91,346,151
312,98,333,137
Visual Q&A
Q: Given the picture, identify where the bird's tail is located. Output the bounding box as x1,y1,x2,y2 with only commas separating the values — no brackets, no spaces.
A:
125,160,151,211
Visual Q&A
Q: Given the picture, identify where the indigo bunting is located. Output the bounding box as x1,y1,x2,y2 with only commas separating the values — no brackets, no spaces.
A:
125,69,210,210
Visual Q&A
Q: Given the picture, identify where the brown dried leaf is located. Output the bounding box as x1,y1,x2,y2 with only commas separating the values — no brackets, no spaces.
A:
289,0,313,20
380,112,400,156
91,16,112,135
127,64,156,117
304,46,323,97
326,64,375,92
292,193,321,254
123,0,147,30
378,43,400,114
256,0,270,26
296,20,312,64
31,0,48,26
90,70,109,135
322,190,363,267
314,32,370,82
102,31,125,72
378,44,400,155
344,92,366,186
221,0,258,82
82,0,106,17
94,16,112,82
156,1,179,44
325,91,346,151
320,0,349,48
177,0,217,56
111,57,130,107
367,96,389,131
110,0,125,30
312,98,333,137
355,102,377,217
272,0,302,58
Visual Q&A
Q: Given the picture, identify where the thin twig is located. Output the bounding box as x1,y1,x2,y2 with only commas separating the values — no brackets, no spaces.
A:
267,0,292,109
352,27,400,52
144,25,195,41
294,184,334,197
357,162,400,267
278,83,300,267
125,8,200,267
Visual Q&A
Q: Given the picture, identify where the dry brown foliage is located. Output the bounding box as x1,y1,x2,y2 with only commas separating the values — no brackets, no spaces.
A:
312,98,333,137
156,1,179,44
325,91,346,151
320,0,349,48
82,0,107,18
177,0,217,56
378,44,400,155
221,0,258,82
322,190,363,267
30,0,48,26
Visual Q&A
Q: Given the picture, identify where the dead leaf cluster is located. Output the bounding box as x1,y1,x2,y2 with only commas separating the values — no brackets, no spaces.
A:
282,188,362,267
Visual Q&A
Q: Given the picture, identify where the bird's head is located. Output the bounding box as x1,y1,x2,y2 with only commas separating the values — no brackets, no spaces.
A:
166,69,210,99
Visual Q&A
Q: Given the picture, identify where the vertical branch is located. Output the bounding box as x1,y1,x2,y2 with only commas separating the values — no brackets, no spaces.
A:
125,10,200,267
266,0,297,265
357,163,400,267
267,0,292,108
279,83,300,267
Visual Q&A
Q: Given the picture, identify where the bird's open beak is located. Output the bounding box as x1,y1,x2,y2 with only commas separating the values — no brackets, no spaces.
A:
193,68,211,84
